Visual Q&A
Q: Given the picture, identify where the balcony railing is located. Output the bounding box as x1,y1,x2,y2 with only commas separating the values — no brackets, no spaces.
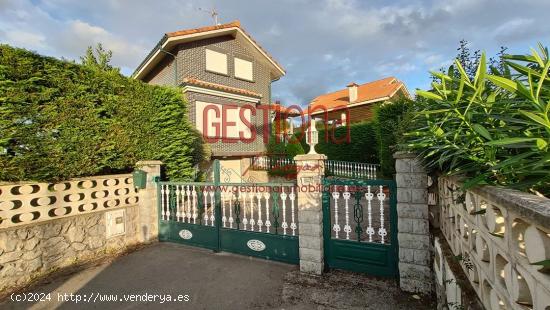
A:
251,156,379,180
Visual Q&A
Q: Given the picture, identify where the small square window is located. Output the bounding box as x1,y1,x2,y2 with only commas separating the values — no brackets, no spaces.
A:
234,57,253,81
205,49,228,75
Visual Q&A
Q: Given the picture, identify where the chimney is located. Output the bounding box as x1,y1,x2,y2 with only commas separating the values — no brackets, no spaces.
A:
347,82,358,103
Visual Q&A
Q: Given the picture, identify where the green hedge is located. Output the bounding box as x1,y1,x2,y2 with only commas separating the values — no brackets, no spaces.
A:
0,44,206,182
296,121,379,164
374,98,412,177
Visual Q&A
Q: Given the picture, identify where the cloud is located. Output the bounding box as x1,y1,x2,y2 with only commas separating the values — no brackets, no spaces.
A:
54,20,148,69
4,30,46,49
493,18,537,43
2,0,550,103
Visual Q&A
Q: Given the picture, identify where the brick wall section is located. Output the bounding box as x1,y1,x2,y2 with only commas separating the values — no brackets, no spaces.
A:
142,35,275,155
394,151,433,294
143,35,273,105
185,91,267,155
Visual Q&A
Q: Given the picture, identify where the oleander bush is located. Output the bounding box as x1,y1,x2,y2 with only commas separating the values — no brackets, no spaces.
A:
404,43,550,196
0,44,206,182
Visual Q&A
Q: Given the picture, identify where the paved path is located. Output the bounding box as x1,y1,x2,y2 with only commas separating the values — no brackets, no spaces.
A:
0,242,435,309
0,243,295,309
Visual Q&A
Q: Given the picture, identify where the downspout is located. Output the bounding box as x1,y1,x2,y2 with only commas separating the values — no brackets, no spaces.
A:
159,47,178,86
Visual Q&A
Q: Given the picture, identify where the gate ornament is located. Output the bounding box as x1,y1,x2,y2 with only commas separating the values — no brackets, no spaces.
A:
247,239,266,252
306,118,318,154
179,229,193,240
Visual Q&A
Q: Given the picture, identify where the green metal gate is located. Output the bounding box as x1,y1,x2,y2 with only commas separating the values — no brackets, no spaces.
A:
158,160,299,264
322,178,398,277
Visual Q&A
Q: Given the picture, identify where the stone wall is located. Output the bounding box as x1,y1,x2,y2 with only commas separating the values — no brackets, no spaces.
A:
394,152,433,294
0,205,139,293
0,166,162,296
437,176,550,310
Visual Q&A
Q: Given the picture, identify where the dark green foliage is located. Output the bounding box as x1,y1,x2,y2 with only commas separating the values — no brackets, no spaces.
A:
285,136,305,157
404,44,550,196
0,44,205,182
374,98,413,177
297,121,380,164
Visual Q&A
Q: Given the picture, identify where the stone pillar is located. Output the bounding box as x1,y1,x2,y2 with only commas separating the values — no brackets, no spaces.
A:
393,152,433,294
294,153,327,275
135,160,163,243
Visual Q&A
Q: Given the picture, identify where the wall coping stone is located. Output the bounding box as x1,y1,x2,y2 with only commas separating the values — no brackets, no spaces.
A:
393,151,420,159
294,154,327,161
136,160,163,166
447,175,550,229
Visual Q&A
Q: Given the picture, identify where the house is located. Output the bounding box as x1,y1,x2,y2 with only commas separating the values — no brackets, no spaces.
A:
133,21,285,181
308,77,410,125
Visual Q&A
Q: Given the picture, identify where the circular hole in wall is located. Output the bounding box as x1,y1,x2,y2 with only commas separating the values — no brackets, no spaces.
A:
478,199,489,229
486,206,506,236
512,218,530,258
475,234,490,263
465,192,476,213
524,225,550,272
504,265,533,308
482,280,493,309
495,254,509,289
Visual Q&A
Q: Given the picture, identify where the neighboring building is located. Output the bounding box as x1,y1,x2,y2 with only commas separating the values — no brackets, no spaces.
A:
133,21,285,181
308,77,410,125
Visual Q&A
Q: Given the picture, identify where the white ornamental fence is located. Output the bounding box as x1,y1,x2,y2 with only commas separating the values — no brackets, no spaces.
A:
251,156,379,180
159,183,299,236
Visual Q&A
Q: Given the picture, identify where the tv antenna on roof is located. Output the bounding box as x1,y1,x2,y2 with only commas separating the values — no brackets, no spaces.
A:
198,7,220,25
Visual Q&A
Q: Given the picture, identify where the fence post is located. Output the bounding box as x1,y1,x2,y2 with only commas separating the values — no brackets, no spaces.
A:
393,152,433,294
136,160,163,243
294,153,327,275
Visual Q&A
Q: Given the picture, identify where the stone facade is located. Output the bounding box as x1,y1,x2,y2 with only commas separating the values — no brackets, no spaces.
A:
0,205,140,293
394,152,433,294
294,153,326,275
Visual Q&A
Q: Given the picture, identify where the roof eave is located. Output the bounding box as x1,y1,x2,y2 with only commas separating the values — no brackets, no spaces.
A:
132,27,285,81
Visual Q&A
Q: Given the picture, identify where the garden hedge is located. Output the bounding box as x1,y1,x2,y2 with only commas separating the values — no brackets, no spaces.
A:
296,121,380,165
374,98,412,177
0,44,206,182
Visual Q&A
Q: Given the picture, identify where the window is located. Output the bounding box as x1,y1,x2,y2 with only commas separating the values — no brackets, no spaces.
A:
205,49,228,75
234,57,253,81
195,101,252,139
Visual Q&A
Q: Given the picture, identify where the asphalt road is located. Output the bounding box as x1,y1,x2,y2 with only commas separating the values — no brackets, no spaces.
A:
0,243,296,310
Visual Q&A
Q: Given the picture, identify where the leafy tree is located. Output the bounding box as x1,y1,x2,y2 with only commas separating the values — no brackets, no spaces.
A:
80,43,118,72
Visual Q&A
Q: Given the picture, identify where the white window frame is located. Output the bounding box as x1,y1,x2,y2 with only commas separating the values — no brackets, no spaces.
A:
234,57,254,82
205,49,228,75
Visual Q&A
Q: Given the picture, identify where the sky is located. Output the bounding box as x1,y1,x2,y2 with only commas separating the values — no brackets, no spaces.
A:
1,0,549,107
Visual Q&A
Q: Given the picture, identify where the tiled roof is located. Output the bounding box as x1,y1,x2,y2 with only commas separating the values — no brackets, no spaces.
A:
182,77,262,98
309,77,408,114
270,102,301,116
167,20,284,75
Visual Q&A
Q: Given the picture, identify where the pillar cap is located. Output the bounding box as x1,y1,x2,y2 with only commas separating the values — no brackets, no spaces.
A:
393,151,418,159
294,154,327,161
136,160,163,166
